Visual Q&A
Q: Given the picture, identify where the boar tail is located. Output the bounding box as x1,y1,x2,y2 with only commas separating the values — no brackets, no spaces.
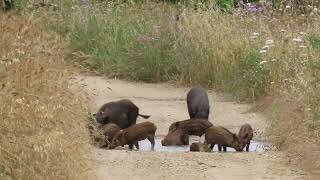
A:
138,114,151,119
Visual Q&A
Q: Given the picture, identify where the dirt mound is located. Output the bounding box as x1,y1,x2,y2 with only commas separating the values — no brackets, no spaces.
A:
0,12,90,179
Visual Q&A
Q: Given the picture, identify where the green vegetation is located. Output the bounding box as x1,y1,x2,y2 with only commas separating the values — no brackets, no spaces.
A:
33,1,320,105
309,34,320,49
69,7,179,81
16,0,27,11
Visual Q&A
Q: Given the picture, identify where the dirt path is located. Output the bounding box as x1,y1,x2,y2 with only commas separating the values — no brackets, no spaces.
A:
74,75,306,180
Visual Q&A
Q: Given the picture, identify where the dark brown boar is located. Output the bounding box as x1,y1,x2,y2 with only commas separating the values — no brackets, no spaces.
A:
161,128,189,146
238,123,253,152
187,85,210,119
94,99,150,129
190,142,210,152
109,122,156,150
168,119,213,137
205,126,246,152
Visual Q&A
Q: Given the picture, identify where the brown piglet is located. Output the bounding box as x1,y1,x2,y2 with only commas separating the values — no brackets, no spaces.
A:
238,123,253,152
205,126,246,152
100,123,120,143
190,142,211,152
161,128,189,146
109,122,157,150
168,119,213,137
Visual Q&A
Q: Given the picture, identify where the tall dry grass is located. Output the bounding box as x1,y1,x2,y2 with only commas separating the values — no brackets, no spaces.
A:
0,11,90,179
262,96,320,179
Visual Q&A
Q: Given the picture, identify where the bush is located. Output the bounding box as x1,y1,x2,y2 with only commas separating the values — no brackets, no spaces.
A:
231,51,271,100
216,0,234,12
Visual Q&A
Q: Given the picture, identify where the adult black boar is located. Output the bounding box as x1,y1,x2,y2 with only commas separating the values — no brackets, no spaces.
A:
109,122,157,150
205,126,246,152
187,85,210,119
94,99,150,129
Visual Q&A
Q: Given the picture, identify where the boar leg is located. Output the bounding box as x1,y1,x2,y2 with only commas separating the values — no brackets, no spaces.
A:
189,112,195,119
210,144,215,150
128,144,134,150
134,142,140,150
218,144,222,151
147,136,155,151
182,134,189,145
246,141,250,152
223,146,227,152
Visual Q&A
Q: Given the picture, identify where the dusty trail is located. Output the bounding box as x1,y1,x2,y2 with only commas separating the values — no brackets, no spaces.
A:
74,75,306,180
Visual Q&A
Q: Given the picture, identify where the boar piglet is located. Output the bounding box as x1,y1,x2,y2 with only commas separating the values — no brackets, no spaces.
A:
205,126,246,152
190,142,211,152
238,123,253,152
161,128,189,146
100,123,120,143
168,119,213,137
109,122,156,150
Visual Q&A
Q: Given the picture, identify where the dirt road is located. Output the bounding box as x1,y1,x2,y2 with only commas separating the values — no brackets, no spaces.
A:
74,75,306,180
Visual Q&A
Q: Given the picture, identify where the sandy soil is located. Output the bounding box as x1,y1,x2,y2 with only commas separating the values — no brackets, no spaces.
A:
73,75,306,180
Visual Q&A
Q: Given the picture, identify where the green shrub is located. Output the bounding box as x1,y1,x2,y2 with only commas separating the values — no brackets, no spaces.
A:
230,51,271,101
216,0,234,12
309,34,320,49
16,0,26,11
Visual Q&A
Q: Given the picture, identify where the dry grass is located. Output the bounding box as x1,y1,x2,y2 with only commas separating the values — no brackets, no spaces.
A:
251,96,320,178
0,11,90,179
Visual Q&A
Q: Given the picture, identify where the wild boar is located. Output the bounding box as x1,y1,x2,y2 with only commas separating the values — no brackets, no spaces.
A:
94,99,150,129
109,122,157,150
161,128,189,146
168,119,213,137
238,123,253,152
205,126,246,152
190,142,211,152
100,123,120,143
187,86,210,119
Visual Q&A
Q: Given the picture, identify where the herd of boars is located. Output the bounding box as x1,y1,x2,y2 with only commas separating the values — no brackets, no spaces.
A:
94,85,254,152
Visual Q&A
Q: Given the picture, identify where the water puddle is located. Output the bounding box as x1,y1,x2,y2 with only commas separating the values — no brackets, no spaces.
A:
138,136,270,153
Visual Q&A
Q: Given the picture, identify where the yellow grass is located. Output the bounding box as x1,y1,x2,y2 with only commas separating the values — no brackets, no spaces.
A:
0,11,90,179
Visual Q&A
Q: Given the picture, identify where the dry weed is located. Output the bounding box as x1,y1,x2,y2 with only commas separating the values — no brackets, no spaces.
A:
262,96,320,178
0,12,90,179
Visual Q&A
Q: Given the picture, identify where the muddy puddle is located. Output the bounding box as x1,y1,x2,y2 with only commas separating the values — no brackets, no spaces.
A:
138,136,270,153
